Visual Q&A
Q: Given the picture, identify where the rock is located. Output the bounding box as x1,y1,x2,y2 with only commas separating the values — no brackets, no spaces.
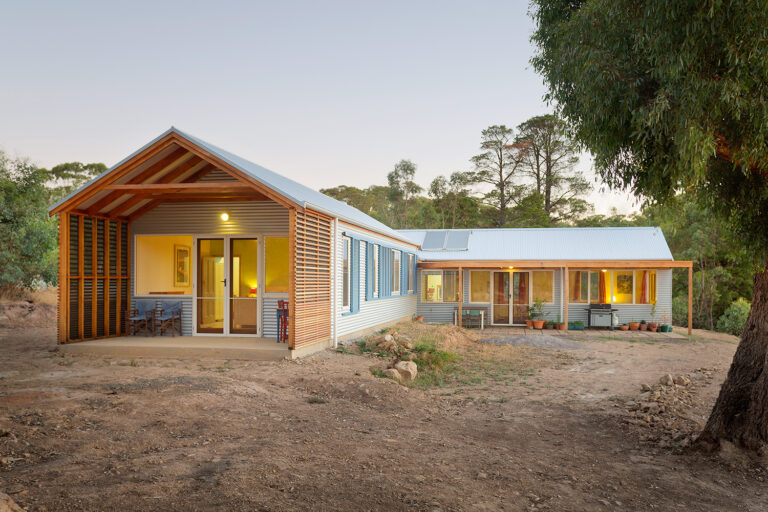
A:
659,374,674,386
383,368,402,382
641,402,660,414
0,492,22,512
401,341,414,350
384,334,394,342
477,471,488,479
673,375,691,386
394,361,418,382
380,341,397,352
640,383,652,392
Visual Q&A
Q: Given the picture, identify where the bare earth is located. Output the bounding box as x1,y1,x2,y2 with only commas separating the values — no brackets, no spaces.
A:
1,321,766,512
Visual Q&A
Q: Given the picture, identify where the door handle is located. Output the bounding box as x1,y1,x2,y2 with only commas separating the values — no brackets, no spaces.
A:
221,278,227,287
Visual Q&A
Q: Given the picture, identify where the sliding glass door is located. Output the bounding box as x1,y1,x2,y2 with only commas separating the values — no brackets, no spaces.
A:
196,237,259,335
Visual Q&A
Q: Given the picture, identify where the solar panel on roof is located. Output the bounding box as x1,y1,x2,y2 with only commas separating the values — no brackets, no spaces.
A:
444,231,470,250
422,231,448,250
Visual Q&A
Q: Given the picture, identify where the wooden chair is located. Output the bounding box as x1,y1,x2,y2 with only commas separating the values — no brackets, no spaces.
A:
127,300,155,336
155,300,183,337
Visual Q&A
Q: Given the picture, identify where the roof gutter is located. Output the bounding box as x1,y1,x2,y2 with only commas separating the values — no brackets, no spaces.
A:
305,202,420,247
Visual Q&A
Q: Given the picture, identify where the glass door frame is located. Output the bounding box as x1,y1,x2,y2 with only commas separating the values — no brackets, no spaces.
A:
192,234,262,337
491,270,531,326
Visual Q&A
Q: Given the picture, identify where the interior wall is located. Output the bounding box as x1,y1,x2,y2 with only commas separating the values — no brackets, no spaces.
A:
134,235,194,295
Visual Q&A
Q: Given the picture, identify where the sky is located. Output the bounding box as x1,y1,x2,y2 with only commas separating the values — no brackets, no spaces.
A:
0,0,637,215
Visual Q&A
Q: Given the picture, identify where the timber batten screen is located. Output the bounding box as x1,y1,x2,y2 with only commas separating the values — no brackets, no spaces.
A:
289,209,332,350
58,213,130,344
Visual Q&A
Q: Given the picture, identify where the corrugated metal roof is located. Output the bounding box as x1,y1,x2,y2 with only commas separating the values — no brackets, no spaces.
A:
50,127,413,244
398,227,674,261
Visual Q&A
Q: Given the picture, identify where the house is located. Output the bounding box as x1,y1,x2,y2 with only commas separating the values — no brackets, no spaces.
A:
49,128,692,358
398,228,691,329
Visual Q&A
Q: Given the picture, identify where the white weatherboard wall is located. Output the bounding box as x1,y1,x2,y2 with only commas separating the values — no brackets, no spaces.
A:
335,225,418,339
417,268,672,327
417,269,563,325
130,201,289,337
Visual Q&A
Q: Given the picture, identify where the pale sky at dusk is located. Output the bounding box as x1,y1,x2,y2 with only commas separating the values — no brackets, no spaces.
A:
0,0,637,214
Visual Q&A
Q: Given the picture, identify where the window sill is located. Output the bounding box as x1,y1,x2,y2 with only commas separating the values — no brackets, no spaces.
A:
341,310,357,316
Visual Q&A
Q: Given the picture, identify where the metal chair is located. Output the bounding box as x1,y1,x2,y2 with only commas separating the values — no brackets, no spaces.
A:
156,300,183,337
127,300,155,336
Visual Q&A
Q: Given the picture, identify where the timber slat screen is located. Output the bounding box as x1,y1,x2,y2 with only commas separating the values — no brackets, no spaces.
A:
290,209,332,349
58,213,130,344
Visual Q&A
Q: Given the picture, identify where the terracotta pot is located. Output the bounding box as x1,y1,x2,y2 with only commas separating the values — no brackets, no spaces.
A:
649,326,658,332
639,323,648,331
525,320,534,329
557,323,566,330
546,323,554,329
532,320,545,329
648,322,659,329
619,324,629,331
628,322,639,331
414,316,423,323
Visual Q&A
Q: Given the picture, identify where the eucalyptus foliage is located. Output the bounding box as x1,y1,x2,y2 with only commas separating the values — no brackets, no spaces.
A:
531,0,768,254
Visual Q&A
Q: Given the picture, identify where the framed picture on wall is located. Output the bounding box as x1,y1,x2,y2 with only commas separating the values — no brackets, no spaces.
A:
174,244,191,287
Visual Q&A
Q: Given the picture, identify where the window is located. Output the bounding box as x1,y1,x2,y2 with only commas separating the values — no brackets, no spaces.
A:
569,270,589,303
590,270,609,303
443,271,459,302
392,250,401,294
407,253,415,294
470,271,490,302
342,236,351,311
635,270,657,304
373,244,379,297
135,235,193,295
421,270,459,303
531,271,554,303
612,270,633,304
265,237,289,293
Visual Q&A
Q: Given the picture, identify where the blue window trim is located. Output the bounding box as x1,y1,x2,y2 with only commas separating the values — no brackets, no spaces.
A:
341,230,419,301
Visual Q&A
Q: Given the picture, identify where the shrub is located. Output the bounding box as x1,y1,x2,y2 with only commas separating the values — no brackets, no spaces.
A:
716,298,751,336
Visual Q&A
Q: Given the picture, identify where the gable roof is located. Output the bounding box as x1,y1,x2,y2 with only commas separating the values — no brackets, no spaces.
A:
398,227,674,261
50,127,414,244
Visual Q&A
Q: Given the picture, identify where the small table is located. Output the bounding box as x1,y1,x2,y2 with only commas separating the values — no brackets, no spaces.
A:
454,309,485,329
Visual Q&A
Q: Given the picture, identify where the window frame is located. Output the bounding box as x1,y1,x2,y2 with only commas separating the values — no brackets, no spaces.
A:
566,269,658,305
373,244,379,298
392,250,401,295
407,253,415,294
420,269,459,303
342,236,351,312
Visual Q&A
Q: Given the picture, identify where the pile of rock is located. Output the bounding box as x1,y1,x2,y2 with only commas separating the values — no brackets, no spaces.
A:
364,331,419,384
621,368,720,450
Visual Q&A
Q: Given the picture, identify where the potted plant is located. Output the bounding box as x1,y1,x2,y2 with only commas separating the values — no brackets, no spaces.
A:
619,323,629,331
628,318,639,331
568,320,585,331
648,304,659,330
525,304,535,329
530,298,545,329
554,314,566,330
639,319,648,331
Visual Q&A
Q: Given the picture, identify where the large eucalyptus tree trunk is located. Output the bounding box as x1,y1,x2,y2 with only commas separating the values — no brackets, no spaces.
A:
698,268,768,452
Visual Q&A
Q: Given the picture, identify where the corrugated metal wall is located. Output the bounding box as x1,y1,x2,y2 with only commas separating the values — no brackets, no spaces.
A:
417,267,673,327
335,226,418,338
131,201,289,235
130,201,289,336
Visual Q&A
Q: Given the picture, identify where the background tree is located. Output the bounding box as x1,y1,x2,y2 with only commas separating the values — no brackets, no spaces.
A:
468,125,526,227
387,159,422,228
531,0,768,452
0,152,58,297
44,161,106,201
515,114,591,223
428,175,449,228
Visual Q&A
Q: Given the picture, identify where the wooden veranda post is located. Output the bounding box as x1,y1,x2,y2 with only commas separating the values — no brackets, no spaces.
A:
57,213,68,344
563,265,569,331
458,267,463,327
688,263,693,335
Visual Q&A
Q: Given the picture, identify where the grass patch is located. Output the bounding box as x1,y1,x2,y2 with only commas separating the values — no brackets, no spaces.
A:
307,395,329,404
336,345,354,355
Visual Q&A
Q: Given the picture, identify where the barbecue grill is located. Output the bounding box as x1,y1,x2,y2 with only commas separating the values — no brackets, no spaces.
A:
585,303,619,330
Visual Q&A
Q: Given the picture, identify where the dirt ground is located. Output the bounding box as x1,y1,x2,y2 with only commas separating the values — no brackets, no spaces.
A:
1,321,766,512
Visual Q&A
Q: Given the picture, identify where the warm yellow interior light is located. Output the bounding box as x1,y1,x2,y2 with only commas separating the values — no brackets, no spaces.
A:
601,269,607,272
220,212,229,221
